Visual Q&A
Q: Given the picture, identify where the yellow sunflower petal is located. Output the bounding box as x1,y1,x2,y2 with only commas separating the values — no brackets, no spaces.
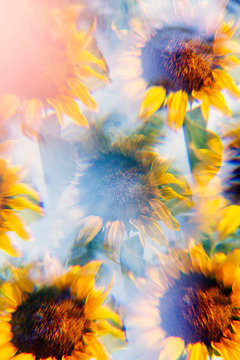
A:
2,211,29,240
157,173,188,191
231,280,240,307
189,244,211,277
12,353,35,360
219,55,240,68
0,343,17,360
4,183,41,201
92,305,123,326
200,96,210,120
74,50,107,71
68,78,98,111
95,319,125,340
187,342,208,360
208,89,232,117
0,232,20,257
167,90,188,129
140,216,168,245
0,321,12,345
212,338,240,360
214,40,240,56
216,249,240,288
78,261,103,278
0,282,22,306
58,96,89,127
212,69,240,98
217,205,240,240
79,65,109,84
139,86,166,118
151,158,169,179
6,197,43,215
158,336,185,360
158,187,192,207
84,334,109,360
231,320,240,334
149,199,179,231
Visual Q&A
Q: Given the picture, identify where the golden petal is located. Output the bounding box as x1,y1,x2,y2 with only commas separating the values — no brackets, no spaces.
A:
92,305,123,326
76,277,96,300
142,217,169,246
0,342,17,360
1,282,22,306
2,211,29,240
83,334,109,360
149,199,179,231
12,353,35,360
75,50,108,71
0,321,12,345
95,319,125,339
212,338,240,360
139,86,166,119
212,69,240,98
6,197,43,215
167,90,188,129
5,184,41,201
217,205,240,240
216,249,240,288
189,244,211,277
78,261,102,277
58,96,89,127
186,342,208,360
0,232,20,257
67,78,98,111
85,278,114,317
192,89,210,120
157,173,188,191
218,55,240,68
231,280,240,307
231,320,240,335
79,65,109,84
208,89,232,116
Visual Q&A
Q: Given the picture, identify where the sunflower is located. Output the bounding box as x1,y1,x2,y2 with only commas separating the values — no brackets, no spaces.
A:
0,0,108,136
0,158,42,257
74,122,193,254
186,172,240,243
129,243,240,360
0,261,125,360
115,0,240,129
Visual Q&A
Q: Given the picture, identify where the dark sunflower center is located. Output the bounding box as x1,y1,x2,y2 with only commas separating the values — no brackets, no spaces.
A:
10,286,87,360
79,153,152,222
141,27,214,94
159,273,233,345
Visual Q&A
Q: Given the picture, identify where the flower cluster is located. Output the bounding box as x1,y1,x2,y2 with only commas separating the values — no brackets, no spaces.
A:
0,0,240,359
